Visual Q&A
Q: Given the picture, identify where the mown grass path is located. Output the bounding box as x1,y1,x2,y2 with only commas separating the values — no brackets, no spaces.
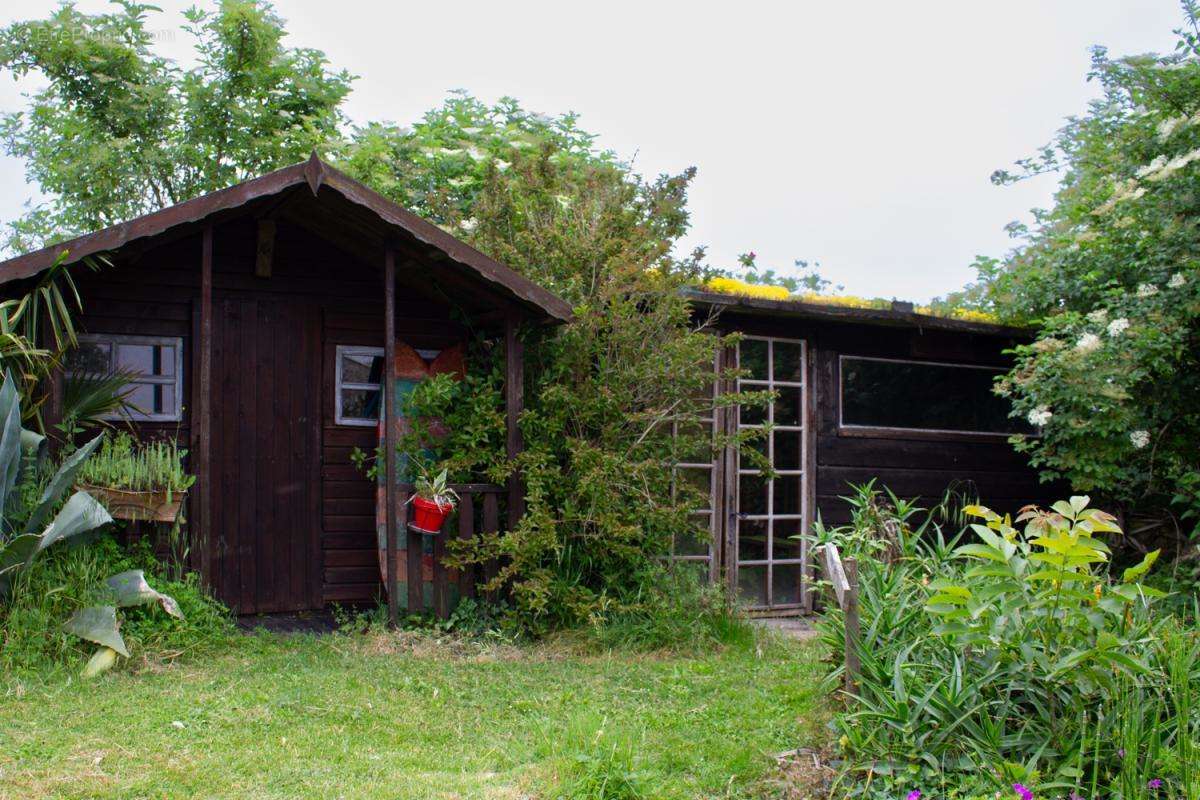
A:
0,631,828,799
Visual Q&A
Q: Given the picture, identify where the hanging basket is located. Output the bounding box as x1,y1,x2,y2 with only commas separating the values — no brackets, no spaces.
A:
77,484,186,523
409,495,452,534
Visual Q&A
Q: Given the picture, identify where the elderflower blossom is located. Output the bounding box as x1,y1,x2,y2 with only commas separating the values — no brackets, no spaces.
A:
458,217,478,232
1107,317,1131,337
1075,332,1102,354
1027,406,1052,427
1169,272,1187,288
1088,308,1109,323
1137,283,1159,297
1131,430,1151,449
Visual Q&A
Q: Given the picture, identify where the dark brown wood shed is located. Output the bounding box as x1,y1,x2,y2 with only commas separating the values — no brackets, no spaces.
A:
0,154,571,620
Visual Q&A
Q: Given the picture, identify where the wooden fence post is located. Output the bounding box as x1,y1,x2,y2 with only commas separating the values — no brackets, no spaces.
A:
843,556,860,695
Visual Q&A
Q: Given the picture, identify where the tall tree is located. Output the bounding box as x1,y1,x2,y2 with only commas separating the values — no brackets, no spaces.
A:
0,0,351,251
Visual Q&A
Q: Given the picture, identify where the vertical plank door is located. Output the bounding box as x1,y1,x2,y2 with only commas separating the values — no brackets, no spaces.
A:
210,296,322,613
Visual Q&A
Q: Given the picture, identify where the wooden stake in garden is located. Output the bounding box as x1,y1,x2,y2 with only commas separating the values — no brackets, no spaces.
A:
819,544,860,695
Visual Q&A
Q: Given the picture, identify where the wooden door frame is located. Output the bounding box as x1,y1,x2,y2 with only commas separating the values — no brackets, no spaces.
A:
716,334,817,615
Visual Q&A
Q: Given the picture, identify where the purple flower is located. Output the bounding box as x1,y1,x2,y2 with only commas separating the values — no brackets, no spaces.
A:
1148,779,1163,790
1013,784,1034,800
1069,793,1084,800
1117,748,1126,759
906,792,921,800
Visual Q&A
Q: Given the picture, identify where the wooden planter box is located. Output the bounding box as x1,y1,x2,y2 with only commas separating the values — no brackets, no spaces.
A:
77,484,186,523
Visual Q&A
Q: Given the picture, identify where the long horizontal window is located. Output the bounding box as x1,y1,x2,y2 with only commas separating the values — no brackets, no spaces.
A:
840,356,1028,435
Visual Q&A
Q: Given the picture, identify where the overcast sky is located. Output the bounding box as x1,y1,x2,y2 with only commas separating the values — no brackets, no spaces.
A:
0,1,1183,301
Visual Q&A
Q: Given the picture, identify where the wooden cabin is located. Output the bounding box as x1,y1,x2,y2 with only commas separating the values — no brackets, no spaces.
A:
685,290,1050,615
0,155,571,621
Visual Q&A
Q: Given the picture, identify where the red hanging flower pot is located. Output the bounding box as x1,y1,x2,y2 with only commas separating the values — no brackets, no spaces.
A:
410,495,452,534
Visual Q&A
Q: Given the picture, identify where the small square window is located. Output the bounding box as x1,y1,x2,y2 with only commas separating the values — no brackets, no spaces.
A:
68,334,183,422
336,346,384,426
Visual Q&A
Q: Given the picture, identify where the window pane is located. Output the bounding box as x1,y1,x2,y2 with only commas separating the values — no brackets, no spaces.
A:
126,382,175,416
841,358,1030,433
774,342,804,383
117,343,174,377
674,420,713,463
66,342,110,375
740,401,766,426
772,564,804,606
774,386,802,427
738,518,768,560
737,565,768,606
342,351,382,385
739,472,768,516
675,467,712,511
675,516,711,556
341,388,381,421
775,477,802,516
775,432,802,471
740,339,768,380
772,519,804,559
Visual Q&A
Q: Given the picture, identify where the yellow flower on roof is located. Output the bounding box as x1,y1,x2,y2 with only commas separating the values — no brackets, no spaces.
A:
705,276,790,301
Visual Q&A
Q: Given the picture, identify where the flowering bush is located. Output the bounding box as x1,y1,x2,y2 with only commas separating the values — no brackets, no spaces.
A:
975,9,1200,535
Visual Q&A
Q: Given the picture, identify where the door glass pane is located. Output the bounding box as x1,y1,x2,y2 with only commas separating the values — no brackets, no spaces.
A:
774,342,804,383
676,466,712,511
772,519,804,559
740,339,768,380
675,420,713,463
775,477,802,516
737,565,768,606
774,386,802,426
740,401,766,426
775,432,802,471
676,516,711,556
772,564,804,606
739,472,768,516
738,518,768,560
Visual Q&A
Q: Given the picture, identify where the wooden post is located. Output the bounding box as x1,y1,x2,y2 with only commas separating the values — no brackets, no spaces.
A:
198,225,214,587
504,313,525,527
383,248,399,629
843,556,861,695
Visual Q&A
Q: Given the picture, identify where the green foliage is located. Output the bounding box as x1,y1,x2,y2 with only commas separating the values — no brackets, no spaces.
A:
76,430,194,494
0,0,351,248
975,6,1200,532
822,487,1200,798
0,372,110,597
1,534,232,678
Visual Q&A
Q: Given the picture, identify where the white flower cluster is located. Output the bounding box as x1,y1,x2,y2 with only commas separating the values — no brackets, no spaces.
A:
1130,430,1151,450
1027,406,1052,427
1087,308,1109,323
1074,332,1102,354
1138,146,1200,183
1107,317,1131,337
1136,283,1159,298
1169,272,1188,289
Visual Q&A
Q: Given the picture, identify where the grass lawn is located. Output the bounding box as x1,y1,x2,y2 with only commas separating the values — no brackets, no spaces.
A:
0,629,829,799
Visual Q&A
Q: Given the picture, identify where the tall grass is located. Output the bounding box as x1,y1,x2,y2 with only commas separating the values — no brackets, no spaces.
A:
76,431,194,494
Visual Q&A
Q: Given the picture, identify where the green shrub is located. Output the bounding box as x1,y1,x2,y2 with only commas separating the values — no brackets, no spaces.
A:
821,492,1200,799
76,431,194,494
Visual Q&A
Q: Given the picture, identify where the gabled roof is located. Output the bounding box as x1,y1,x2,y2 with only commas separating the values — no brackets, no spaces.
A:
0,154,573,323
685,289,1031,338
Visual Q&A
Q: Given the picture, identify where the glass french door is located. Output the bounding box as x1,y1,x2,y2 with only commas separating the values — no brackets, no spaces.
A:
733,336,808,611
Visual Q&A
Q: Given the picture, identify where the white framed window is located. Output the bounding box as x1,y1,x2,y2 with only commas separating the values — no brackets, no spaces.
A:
335,346,384,426
67,334,184,422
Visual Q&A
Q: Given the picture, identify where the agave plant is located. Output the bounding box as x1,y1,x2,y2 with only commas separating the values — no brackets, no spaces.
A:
0,371,111,597
64,569,183,677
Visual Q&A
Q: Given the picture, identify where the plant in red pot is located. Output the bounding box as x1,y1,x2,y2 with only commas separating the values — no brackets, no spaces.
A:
408,466,458,534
